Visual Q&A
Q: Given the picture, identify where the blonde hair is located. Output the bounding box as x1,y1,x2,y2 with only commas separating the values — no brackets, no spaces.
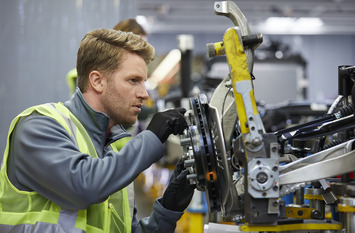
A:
76,28,154,92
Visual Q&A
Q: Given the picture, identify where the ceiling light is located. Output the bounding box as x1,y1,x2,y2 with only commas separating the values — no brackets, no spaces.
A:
136,15,147,25
261,17,324,34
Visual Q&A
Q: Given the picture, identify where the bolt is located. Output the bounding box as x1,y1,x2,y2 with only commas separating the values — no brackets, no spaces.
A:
256,172,268,184
297,210,303,216
186,174,197,180
252,137,262,146
184,159,195,167
272,146,277,153
311,210,322,219
180,138,191,146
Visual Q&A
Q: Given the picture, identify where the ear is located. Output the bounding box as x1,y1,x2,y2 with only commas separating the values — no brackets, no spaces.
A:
88,70,105,93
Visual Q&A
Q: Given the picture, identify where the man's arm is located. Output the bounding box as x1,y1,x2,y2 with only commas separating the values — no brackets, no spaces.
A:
8,113,164,210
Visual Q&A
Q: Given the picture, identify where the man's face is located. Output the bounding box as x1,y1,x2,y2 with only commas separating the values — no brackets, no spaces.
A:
101,52,149,127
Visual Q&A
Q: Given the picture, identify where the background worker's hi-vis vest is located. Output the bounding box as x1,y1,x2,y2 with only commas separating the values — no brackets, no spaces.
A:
0,102,131,233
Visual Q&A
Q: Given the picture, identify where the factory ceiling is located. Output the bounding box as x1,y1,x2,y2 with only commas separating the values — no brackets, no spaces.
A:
136,0,355,35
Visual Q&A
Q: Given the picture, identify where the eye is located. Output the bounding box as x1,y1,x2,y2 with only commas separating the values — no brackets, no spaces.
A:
129,78,138,84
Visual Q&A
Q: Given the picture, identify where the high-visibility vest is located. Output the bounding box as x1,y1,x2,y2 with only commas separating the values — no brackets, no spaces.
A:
0,102,131,233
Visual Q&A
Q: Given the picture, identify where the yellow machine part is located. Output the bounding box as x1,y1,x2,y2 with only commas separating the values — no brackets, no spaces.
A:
240,222,342,232
304,194,323,201
211,41,225,56
285,206,316,219
338,204,355,212
176,212,204,233
223,27,258,134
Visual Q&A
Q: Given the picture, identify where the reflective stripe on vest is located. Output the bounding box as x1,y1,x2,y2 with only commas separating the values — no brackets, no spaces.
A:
110,140,132,233
0,103,131,233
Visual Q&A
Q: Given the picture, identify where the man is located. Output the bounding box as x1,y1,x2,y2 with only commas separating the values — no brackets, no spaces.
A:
0,29,195,232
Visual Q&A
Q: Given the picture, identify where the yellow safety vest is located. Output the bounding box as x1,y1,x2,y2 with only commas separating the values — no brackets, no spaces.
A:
0,102,131,233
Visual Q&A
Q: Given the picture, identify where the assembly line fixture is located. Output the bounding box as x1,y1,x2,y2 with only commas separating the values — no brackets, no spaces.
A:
179,1,355,233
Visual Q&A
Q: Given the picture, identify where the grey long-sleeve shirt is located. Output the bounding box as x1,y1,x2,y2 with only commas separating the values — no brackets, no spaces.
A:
7,88,183,233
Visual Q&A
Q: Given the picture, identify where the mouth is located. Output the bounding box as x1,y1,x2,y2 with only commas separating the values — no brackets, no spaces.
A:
133,104,143,113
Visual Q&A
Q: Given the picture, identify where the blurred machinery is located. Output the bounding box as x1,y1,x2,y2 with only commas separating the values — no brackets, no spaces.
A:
179,1,355,232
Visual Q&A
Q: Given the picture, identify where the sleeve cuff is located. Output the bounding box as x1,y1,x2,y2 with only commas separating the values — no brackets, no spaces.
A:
155,197,184,220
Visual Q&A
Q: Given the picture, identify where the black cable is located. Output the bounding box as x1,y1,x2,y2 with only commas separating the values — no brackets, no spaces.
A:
282,114,355,141
275,104,354,139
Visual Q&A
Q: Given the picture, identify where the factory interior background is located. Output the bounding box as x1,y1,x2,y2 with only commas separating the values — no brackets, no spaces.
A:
1,0,355,232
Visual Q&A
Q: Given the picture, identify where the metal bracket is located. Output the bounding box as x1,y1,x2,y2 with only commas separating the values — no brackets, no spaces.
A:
279,139,355,185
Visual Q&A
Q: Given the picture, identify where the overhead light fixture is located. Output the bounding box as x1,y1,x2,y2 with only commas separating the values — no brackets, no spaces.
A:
261,17,324,34
136,15,147,25
136,15,152,34
297,17,324,27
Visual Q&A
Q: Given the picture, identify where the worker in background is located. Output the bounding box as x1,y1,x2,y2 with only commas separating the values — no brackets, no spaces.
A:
113,18,148,40
0,29,195,232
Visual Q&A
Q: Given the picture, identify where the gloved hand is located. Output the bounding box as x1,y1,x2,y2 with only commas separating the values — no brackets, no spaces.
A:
161,159,195,212
147,108,187,143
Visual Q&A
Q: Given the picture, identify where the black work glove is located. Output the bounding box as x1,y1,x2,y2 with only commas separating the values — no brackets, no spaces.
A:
147,108,187,143
161,159,195,212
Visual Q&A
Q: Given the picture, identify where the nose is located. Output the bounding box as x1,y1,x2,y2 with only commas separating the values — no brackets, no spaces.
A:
138,83,149,100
